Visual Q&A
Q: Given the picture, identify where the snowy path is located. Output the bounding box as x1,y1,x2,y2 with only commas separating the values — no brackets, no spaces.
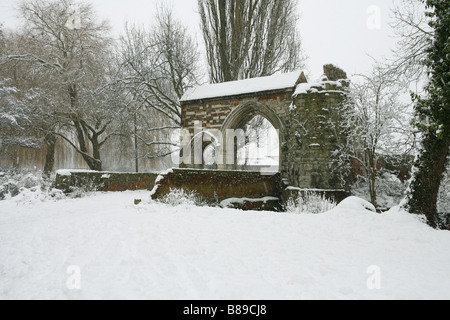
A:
0,191,449,300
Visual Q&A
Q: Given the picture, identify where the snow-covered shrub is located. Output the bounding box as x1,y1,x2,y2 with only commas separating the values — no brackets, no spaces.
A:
0,169,30,200
0,182,19,200
19,173,40,189
351,171,407,209
0,169,65,202
13,186,66,204
68,177,102,199
158,188,204,207
0,168,15,185
0,169,42,188
286,191,337,214
376,172,408,208
336,196,376,212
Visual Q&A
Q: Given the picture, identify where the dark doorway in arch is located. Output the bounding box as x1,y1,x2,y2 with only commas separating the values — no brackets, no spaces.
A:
236,115,280,173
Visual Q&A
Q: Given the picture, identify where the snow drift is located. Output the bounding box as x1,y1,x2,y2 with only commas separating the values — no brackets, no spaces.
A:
0,192,449,300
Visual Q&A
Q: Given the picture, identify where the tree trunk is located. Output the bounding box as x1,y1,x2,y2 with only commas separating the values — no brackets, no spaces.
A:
91,134,103,172
408,131,450,228
134,112,139,173
43,133,56,177
366,149,378,208
218,0,231,82
73,120,103,171
369,168,377,208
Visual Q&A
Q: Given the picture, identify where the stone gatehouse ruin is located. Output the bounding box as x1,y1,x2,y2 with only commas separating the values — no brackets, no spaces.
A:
179,64,350,191
53,64,351,209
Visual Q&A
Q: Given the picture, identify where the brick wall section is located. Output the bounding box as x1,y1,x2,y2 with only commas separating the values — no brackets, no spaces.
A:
182,90,293,134
180,65,351,191
151,169,283,205
54,169,348,211
181,90,294,178
54,171,159,193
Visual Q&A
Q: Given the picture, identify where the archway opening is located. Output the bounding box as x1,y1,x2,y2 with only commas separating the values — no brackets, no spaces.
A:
203,143,218,170
219,102,286,173
236,115,280,173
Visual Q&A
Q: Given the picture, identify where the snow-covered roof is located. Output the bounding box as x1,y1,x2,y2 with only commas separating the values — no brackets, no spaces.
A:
180,71,306,103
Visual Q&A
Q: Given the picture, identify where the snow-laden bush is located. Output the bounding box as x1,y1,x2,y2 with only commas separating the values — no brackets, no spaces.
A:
0,169,65,202
286,191,337,214
1,169,42,188
67,177,102,199
0,176,20,200
351,172,407,209
336,196,376,212
0,170,20,201
13,186,66,204
0,168,16,186
158,188,204,207
0,169,37,200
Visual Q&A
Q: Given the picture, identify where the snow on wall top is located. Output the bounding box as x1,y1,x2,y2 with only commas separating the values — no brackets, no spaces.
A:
180,71,306,102
294,80,343,95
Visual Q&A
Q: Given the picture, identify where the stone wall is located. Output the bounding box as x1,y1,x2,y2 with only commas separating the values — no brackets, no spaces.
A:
180,65,351,192
181,90,294,178
54,171,159,193
288,85,348,189
53,168,349,212
181,90,293,134
151,169,283,207
287,69,350,190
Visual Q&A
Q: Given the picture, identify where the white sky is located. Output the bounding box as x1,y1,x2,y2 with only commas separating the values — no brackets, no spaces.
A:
0,0,401,80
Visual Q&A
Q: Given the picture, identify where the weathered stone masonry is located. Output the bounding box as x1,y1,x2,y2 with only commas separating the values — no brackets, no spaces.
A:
53,65,351,210
181,90,293,172
289,77,350,190
179,65,350,192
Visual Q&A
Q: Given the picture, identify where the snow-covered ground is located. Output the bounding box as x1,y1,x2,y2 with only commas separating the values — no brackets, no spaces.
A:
1,191,449,300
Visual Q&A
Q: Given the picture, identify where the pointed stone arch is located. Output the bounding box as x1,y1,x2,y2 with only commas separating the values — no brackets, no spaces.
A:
219,101,287,175
179,66,350,190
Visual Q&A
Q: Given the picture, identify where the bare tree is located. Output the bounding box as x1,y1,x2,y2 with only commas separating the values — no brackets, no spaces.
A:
390,0,433,82
0,24,5,51
117,6,200,169
335,64,414,207
1,29,65,175
0,78,41,151
1,27,61,175
1,0,116,171
153,5,201,101
198,0,305,83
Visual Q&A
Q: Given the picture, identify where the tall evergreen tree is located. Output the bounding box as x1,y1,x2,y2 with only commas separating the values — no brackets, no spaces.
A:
407,0,450,228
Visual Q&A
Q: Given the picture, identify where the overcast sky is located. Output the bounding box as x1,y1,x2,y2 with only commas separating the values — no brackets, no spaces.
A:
0,0,402,80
